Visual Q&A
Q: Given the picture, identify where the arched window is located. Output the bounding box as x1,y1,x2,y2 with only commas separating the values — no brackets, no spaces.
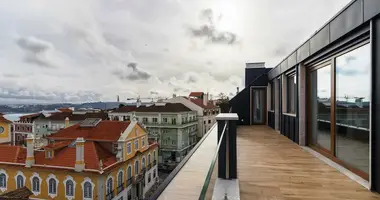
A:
0,174,6,188
49,179,57,194
66,180,74,196
148,154,151,164
142,157,146,170
135,160,139,175
153,151,156,161
16,175,24,189
83,182,92,198
117,171,123,193
32,177,40,192
106,177,113,195
127,166,132,179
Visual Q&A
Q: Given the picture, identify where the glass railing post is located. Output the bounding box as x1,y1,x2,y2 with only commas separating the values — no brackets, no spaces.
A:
228,119,237,179
215,113,239,180
216,119,227,179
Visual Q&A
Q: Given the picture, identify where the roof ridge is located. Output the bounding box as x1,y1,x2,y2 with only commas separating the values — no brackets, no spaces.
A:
14,146,20,163
91,141,101,170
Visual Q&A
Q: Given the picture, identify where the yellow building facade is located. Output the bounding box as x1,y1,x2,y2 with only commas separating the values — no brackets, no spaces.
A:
0,119,158,200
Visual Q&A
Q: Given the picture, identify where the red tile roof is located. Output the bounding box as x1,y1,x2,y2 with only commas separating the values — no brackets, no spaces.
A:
43,140,72,150
34,141,116,170
48,120,130,141
190,98,218,109
0,146,26,163
0,115,12,124
189,92,204,97
57,108,73,113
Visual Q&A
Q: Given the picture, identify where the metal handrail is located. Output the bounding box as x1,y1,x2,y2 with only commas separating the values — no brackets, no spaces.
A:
198,122,228,200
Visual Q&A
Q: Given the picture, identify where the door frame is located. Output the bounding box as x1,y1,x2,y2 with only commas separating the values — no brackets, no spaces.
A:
250,86,267,125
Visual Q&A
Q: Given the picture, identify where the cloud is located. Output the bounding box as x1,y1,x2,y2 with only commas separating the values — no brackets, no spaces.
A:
0,85,102,103
16,36,56,68
126,62,151,81
112,62,152,81
150,91,159,95
187,74,198,83
189,8,238,45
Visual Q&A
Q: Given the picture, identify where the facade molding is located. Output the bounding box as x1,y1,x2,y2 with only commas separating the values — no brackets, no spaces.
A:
63,175,76,200
14,171,25,189
81,177,95,200
0,169,8,192
46,174,59,198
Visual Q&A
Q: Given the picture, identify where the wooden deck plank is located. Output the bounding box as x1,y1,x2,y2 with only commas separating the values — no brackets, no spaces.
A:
237,126,380,200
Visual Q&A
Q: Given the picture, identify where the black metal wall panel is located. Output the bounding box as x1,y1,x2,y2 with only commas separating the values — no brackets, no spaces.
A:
330,0,363,42
281,114,298,143
310,25,330,54
364,0,380,22
371,17,380,193
268,111,275,129
288,51,297,68
297,41,310,63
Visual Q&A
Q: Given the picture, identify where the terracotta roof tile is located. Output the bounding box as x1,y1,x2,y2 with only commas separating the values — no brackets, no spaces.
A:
189,92,204,97
57,108,73,113
190,98,218,109
34,141,116,170
0,146,26,163
0,115,12,124
43,140,72,150
48,120,130,141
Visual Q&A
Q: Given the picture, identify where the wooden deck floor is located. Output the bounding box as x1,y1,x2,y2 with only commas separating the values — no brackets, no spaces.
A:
237,126,380,200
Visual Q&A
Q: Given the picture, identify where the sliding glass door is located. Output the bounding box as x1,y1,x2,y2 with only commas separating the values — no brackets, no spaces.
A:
308,43,370,179
310,64,332,152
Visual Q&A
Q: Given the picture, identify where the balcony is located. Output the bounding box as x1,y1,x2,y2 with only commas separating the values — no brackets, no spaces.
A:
148,113,380,200
147,163,152,170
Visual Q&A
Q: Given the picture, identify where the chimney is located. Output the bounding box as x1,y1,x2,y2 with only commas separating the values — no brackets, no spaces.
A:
25,134,35,167
203,93,208,106
65,117,70,128
75,137,85,172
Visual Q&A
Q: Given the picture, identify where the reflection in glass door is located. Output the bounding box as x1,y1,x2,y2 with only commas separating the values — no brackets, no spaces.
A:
310,65,331,151
252,89,266,124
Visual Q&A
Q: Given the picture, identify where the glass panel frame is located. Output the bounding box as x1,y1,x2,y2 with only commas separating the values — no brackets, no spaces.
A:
307,40,371,180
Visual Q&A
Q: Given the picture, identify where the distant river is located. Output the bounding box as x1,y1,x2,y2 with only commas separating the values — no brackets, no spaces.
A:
3,113,33,122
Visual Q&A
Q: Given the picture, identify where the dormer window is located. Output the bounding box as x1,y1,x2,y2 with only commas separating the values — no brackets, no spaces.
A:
46,150,53,159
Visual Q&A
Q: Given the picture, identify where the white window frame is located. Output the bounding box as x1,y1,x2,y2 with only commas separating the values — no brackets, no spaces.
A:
30,172,42,196
81,177,95,200
127,165,132,181
134,139,139,150
0,169,8,192
46,174,59,198
117,169,124,191
63,176,76,200
142,156,146,170
14,171,25,189
135,160,139,175
106,175,114,196
127,142,132,155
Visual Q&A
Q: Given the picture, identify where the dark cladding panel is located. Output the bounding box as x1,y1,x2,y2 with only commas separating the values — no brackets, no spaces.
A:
310,25,330,54
330,0,363,41
297,41,310,62
371,18,380,193
288,51,297,67
364,0,380,21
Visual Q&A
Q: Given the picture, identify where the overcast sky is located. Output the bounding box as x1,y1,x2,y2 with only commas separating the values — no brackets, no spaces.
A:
0,0,350,104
